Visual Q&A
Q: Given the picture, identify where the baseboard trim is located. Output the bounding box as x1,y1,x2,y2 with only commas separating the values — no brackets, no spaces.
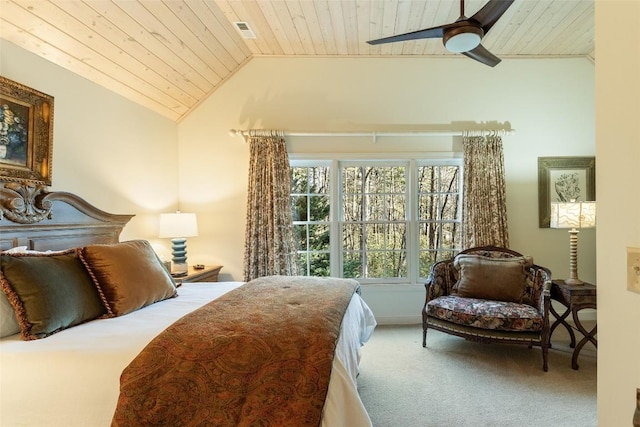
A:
375,315,421,325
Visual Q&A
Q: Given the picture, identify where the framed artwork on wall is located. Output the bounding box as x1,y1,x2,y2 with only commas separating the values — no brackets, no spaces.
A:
627,247,640,294
0,76,54,186
538,156,596,228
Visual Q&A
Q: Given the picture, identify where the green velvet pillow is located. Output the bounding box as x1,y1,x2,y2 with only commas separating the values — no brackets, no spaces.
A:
453,254,531,303
0,290,20,338
0,250,106,340
79,240,177,317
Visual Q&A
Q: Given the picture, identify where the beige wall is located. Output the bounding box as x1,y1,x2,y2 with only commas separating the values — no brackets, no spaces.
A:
0,40,180,260
595,1,640,425
179,56,596,324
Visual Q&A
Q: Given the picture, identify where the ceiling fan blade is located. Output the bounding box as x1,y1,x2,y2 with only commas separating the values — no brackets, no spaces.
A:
470,0,515,33
367,23,453,45
462,44,502,67
366,0,512,67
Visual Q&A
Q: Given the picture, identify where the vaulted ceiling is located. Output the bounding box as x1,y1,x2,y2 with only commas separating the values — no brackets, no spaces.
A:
1,1,594,121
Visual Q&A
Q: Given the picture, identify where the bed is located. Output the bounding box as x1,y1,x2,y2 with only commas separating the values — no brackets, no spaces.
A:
0,184,376,426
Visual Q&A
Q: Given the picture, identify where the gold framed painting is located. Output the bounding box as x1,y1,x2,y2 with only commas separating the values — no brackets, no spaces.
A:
627,247,640,294
538,156,596,228
0,76,54,186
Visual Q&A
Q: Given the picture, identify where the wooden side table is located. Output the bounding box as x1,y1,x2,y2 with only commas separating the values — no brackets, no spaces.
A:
173,265,223,285
549,279,597,370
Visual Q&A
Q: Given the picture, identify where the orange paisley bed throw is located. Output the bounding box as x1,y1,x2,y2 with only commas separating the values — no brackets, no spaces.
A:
111,275,360,427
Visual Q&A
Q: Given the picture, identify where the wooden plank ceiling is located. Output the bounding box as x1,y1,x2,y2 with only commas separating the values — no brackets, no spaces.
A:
0,1,594,122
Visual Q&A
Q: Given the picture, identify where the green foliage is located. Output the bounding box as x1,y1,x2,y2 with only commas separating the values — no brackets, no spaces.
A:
291,167,330,276
292,163,461,280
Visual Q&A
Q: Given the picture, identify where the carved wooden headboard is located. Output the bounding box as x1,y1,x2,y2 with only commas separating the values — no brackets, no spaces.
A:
0,183,134,251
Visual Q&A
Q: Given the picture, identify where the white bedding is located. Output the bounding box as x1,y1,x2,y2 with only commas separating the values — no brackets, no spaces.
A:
0,281,376,427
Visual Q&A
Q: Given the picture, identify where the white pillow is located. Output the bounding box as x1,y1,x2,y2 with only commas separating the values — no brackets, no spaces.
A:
2,246,28,254
2,246,66,255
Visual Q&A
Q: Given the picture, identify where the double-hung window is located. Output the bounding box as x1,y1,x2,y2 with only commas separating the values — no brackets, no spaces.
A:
341,162,408,281
291,158,462,284
290,163,332,277
416,162,462,277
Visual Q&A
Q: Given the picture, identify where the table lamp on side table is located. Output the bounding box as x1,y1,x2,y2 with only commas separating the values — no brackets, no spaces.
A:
159,211,198,277
550,201,596,285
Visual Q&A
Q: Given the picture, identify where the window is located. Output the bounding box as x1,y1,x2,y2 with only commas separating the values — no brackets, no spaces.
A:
290,165,331,276
341,164,408,279
416,164,462,277
291,159,462,283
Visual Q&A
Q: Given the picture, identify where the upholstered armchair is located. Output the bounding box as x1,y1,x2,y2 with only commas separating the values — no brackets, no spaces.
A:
422,246,553,371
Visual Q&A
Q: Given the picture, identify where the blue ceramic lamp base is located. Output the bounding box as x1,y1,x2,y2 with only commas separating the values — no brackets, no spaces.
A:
171,238,189,275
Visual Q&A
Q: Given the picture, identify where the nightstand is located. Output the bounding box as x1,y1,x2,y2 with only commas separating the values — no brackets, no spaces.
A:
549,279,597,370
173,265,223,285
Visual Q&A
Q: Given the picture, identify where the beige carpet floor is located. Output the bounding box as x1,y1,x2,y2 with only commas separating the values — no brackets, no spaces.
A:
357,324,596,427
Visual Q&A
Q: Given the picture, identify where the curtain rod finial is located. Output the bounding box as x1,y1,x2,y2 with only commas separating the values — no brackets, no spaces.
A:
229,129,249,143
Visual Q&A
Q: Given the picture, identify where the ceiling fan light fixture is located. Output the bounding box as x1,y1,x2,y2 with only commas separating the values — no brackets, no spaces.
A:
443,26,484,53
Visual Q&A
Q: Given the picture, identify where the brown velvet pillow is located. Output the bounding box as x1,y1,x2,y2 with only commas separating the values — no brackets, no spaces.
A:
453,254,530,303
79,240,177,317
0,250,106,340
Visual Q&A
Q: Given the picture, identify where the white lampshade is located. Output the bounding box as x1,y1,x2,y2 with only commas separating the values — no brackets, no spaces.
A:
550,202,596,229
159,212,198,238
550,201,595,285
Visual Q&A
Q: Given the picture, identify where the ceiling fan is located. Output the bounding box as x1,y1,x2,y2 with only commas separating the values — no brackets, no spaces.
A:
367,0,515,67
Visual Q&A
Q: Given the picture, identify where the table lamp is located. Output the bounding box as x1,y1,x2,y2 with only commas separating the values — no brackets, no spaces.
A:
550,201,596,285
159,211,198,276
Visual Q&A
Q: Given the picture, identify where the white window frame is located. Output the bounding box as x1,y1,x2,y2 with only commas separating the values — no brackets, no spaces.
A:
290,160,333,277
339,159,409,284
290,154,463,285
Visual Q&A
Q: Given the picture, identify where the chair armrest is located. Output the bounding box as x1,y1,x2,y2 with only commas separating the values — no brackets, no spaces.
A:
530,264,552,315
425,280,442,302
424,259,455,302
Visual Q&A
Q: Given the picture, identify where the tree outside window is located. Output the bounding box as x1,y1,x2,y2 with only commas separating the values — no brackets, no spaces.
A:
290,159,462,283
291,166,331,276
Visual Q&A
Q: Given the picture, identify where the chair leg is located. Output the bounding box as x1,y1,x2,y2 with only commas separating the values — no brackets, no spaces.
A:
422,311,429,347
542,344,549,372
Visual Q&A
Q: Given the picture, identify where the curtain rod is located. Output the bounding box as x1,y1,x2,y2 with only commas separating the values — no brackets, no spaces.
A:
229,128,514,144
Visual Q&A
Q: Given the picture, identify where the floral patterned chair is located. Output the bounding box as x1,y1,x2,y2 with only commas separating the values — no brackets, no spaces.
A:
422,246,553,371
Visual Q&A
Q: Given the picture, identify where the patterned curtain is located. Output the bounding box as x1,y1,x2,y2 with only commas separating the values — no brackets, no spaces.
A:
243,130,299,281
462,133,510,248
